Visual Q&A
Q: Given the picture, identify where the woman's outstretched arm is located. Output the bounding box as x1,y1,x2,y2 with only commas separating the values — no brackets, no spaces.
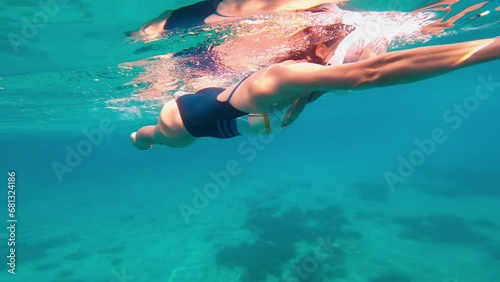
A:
274,37,499,94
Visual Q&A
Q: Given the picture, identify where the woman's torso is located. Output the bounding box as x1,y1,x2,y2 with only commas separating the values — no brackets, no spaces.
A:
160,63,318,139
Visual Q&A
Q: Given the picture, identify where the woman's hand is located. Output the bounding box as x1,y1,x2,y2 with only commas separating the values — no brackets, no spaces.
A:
131,132,153,150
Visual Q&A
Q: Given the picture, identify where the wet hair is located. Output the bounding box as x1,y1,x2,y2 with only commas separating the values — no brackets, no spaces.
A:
274,23,356,65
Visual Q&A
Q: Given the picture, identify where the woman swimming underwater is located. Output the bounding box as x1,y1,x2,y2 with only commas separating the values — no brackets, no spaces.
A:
130,25,500,150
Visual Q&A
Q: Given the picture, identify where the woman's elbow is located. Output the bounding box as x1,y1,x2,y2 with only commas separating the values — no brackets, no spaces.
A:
348,68,380,89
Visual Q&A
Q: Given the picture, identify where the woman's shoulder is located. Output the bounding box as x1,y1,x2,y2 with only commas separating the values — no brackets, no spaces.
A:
245,63,317,104
253,61,324,83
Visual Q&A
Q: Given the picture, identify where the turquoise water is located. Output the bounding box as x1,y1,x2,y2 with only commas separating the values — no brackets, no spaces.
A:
1,0,500,281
